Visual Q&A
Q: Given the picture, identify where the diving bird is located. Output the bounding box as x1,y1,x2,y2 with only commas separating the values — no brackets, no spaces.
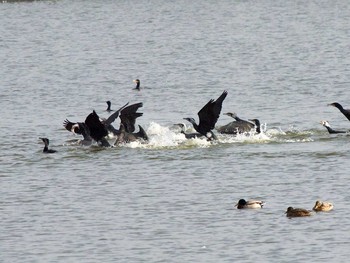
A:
328,102,350,121
235,199,265,209
320,120,347,134
184,90,228,140
133,79,141,90
39,137,57,153
313,200,334,212
285,207,313,217
218,112,261,135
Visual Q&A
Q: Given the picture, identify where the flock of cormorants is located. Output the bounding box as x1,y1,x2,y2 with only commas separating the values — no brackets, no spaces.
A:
39,80,350,154
38,80,349,218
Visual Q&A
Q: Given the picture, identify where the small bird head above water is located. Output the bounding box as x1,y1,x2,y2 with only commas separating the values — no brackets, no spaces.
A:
106,100,112,111
133,79,140,90
320,120,330,127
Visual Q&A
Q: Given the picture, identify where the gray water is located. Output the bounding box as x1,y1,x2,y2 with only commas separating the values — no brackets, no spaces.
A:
1,0,350,262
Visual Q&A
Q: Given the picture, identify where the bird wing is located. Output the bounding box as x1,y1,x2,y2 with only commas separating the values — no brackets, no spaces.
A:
84,110,108,141
63,119,82,134
104,102,129,126
344,108,350,121
119,102,143,133
198,91,227,132
78,123,92,141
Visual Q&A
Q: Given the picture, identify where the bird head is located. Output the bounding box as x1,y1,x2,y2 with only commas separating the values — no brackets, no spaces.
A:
320,120,330,127
328,102,342,109
224,112,237,118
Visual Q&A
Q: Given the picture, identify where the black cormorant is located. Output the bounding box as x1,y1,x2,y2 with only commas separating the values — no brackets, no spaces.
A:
83,102,148,146
106,101,113,112
174,123,204,139
183,90,228,140
217,112,261,135
328,102,350,121
40,138,57,153
133,79,141,90
217,112,254,134
113,103,148,144
114,123,148,145
63,120,93,145
63,102,129,142
320,120,347,134
84,110,111,147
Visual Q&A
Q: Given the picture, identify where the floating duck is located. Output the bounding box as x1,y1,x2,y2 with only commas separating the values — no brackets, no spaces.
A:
313,200,334,212
285,207,312,217
235,199,265,209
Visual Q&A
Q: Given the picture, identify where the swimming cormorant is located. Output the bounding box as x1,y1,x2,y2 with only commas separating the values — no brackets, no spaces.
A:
106,101,113,112
328,102,350,121
133,79,141,90
217,113,254,134
114,123,148,145
174,123,204,139
183,90,228,140
320,120,347,134
40,138,57,153
217,113,261,135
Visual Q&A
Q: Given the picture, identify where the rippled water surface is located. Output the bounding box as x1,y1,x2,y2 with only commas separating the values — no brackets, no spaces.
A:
1,0,350,262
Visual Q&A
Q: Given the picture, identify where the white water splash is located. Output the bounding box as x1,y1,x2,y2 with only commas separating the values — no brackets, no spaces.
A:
117,122,316,149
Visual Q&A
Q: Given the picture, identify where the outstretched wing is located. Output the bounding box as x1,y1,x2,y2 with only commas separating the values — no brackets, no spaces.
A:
198,90,227,132
119,102,143,133
63,119,82,134
104,102,129,126
85,110,108,141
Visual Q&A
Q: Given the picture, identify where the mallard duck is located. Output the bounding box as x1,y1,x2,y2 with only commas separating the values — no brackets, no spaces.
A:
285,207,312,217
235,199,265,209
313,200,334,212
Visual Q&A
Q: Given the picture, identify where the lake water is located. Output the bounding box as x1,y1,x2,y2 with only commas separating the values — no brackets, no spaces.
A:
1,0,350,262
